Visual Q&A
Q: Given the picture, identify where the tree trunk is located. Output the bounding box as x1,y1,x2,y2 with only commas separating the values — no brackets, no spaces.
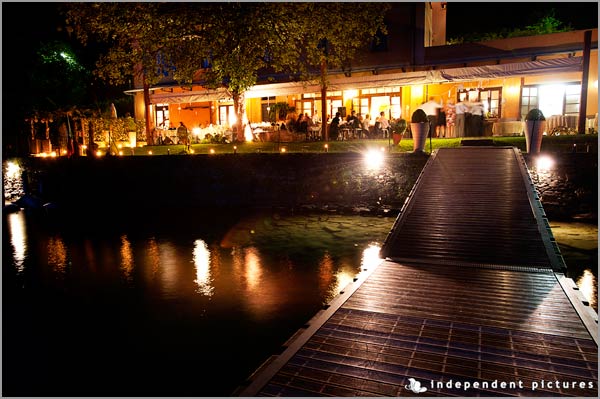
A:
87,120,94,157
232,91,246,142
143,74,153,145
320,58,328,141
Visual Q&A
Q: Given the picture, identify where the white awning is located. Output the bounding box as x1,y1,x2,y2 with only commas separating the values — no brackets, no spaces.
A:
148,57,583,103
150,88,230,104
439,57,582,81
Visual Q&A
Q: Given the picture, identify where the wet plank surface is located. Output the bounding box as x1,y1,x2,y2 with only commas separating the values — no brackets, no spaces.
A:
237,148,597,397
381,147,557,269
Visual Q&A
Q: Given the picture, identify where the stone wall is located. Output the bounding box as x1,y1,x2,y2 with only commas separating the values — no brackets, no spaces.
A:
22,153,429,216
17,151,597,221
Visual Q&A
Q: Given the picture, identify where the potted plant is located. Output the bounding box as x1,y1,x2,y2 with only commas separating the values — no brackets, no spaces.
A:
524,108,546,153
391,118,407,145
410,109,429,152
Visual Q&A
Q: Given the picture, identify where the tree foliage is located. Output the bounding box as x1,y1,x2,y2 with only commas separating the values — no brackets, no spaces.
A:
447,9,572,44
61,2,388,141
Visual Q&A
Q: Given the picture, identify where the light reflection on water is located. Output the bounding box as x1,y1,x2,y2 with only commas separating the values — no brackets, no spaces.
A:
576,269,597,311
3,210,390,396
7,212,26,273
3,210,596,396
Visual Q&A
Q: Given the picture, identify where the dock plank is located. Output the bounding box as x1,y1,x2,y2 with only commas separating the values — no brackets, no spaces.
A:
236,148,597,397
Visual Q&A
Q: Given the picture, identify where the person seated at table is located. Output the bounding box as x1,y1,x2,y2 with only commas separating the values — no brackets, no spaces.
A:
305,113,315,128
362,114,372,138
376,111,390,138
346,110,359,128
330,112,341,140
297,113,308,133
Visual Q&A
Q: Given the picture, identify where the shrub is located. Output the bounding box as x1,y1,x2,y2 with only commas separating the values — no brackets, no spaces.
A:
526,108,546,121
391,118,407,134
411,109,428,123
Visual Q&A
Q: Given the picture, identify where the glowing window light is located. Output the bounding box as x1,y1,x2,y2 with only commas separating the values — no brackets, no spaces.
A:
364,148,384,170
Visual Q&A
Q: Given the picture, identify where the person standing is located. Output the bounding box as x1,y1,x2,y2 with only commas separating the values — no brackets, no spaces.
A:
177,122,189,149
470,101,485,136
445,100,456,138
418,97,443,138
454,100,469,138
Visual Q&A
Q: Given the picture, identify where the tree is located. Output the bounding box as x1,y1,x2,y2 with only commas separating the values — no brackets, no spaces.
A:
166,3,303,142
62,3,387,143
62,2,189,145
277,3,390,141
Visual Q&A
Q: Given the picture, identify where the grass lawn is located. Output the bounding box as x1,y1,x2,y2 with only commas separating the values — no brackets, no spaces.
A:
116,134,598,156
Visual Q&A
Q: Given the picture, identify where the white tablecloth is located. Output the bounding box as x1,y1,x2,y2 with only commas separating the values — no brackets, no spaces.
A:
492,121,525,136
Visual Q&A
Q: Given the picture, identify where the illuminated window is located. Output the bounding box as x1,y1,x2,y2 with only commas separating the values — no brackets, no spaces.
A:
390,96,401,118
564,84,581,115
521,86,539,117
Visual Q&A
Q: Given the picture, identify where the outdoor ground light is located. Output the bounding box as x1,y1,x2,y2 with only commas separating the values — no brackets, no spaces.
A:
280,147,287,153
364,148,384,170
233,145,237,154
210,148,215,154
147,150,153,155
5,161,20,179
535,154,555,172
324,144,329,152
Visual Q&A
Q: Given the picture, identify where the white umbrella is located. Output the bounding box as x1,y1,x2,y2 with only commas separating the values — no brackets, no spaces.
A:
110,103,118,119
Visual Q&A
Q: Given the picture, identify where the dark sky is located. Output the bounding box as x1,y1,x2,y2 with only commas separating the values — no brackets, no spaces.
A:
446,2,598,37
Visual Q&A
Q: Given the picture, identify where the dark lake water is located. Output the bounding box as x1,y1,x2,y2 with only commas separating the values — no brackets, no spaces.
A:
3,209,597,396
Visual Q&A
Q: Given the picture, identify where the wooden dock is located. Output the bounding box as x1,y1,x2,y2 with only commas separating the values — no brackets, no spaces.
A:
236,148,598,397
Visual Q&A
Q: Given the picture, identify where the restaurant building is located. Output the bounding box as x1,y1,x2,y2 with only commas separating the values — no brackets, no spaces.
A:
127,2,598,142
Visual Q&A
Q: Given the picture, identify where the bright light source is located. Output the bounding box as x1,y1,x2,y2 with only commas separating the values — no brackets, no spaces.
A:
50,151,57,157
96,151,103,156
192,127,201,137
280,147,287,153
148,150,153,155
118,151,123,156
364,149,384,170
6,162,21,179
210,148,215,154
535,155,555,172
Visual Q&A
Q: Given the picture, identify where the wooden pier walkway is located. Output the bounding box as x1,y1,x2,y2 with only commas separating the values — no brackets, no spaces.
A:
236,147,598,397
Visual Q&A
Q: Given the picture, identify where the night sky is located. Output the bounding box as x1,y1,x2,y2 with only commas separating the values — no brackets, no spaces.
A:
446,2,598,37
